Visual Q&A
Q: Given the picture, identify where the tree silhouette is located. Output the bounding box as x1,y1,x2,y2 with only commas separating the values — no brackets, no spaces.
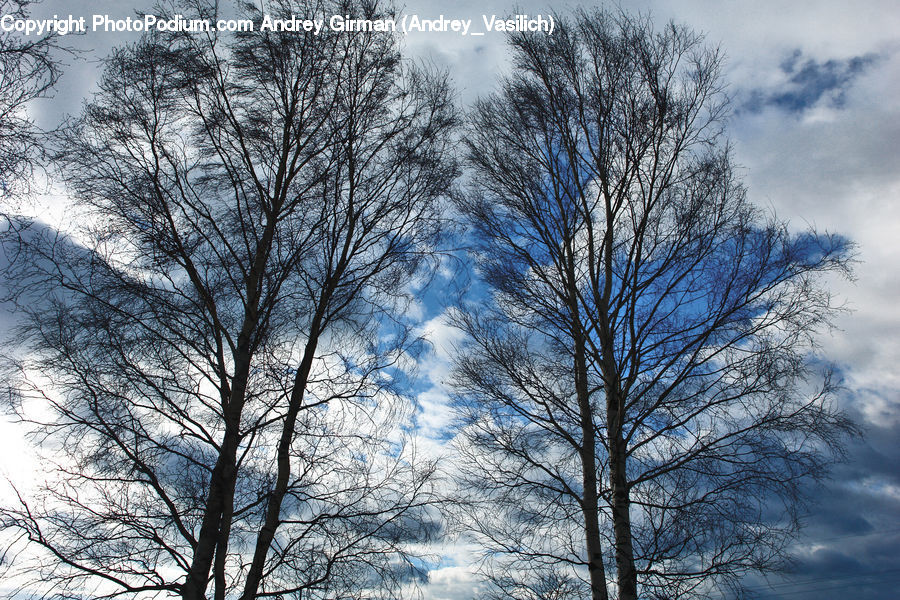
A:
1,1,456,598
0,0,62,203
451,9,855,600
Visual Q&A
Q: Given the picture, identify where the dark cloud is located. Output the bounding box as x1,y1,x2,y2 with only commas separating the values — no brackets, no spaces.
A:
741,50,881,114
737,415,900,599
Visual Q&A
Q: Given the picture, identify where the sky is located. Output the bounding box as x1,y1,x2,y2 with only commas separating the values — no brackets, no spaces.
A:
2,1,899,599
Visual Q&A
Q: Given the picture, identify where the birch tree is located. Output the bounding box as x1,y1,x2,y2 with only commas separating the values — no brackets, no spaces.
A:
1,1,456,598
452,10,854,600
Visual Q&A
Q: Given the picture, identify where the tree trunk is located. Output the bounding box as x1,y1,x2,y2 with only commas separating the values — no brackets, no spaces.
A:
607,388,637,600
569,254,610,600
239,325,322,600
182,393,244,600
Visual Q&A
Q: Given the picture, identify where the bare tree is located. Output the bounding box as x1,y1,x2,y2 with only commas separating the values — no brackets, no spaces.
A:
0,0,61,203
1,1,456,599
0,0,62,579
451,9,855,600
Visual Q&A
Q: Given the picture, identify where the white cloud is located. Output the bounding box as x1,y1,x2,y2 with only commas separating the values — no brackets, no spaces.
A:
421,564,482,600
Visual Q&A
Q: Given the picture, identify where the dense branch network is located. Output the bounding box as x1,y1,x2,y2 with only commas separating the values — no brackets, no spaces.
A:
1,1,456,599
451,9,854,600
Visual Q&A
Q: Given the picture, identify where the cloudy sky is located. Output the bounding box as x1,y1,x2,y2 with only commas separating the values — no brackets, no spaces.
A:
4,1,900,598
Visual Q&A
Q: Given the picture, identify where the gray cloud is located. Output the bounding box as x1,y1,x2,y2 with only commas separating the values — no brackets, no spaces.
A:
741,50,881,114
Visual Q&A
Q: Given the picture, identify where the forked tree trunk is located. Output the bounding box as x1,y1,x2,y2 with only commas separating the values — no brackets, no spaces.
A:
569,254,611,600
576,334,610,600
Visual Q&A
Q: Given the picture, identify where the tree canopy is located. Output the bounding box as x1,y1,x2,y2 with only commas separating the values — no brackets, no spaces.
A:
451,9,855,600
0,4,858,600
1,1,456,598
